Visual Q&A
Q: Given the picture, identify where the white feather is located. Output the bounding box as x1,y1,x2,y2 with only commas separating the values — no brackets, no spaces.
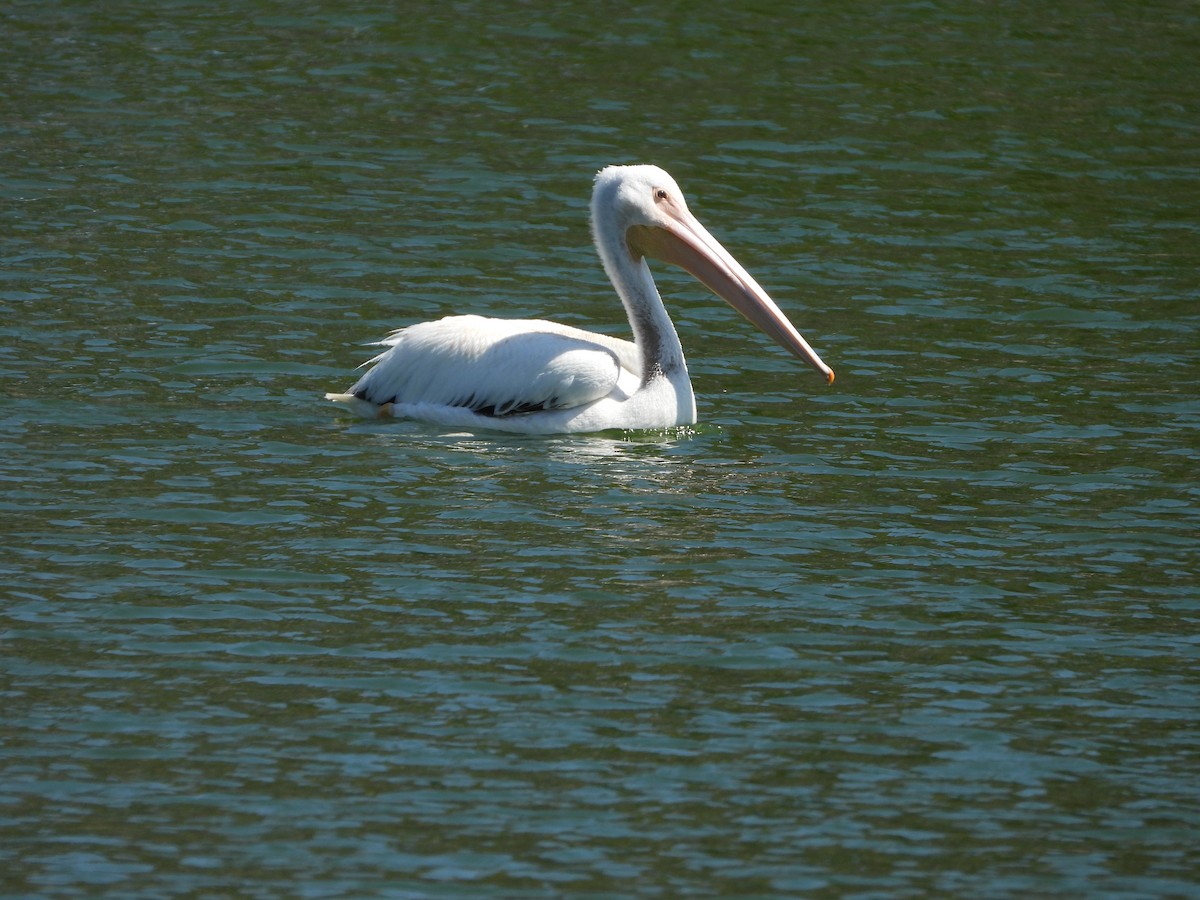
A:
332,315,641,415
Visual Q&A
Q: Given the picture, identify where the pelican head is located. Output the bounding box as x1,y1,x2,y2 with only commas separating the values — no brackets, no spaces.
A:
591,164,834,384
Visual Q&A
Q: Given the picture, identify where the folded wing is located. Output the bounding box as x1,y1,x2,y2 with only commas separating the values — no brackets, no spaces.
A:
329,315,640,417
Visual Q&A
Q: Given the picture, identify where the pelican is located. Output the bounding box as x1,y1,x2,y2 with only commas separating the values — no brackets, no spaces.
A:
326,164,833,434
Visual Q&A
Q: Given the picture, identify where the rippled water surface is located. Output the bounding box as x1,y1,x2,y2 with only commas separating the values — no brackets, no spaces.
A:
3,1,1199,896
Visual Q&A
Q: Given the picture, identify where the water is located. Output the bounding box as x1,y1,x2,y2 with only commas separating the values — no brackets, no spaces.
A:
3,1,1199,896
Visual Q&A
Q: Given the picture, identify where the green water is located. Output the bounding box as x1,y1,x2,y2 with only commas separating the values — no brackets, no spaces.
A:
3,1,1198,896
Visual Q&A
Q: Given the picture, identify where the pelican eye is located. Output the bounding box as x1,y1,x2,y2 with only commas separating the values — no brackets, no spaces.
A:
654,188,669,202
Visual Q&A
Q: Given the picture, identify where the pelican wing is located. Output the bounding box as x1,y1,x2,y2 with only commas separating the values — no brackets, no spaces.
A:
331,315,639,417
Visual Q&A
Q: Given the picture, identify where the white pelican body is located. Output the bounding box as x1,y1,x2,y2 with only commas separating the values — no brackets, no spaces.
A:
326,165,833,434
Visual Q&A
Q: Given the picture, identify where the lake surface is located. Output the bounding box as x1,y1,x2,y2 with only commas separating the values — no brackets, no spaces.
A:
3,1,1198,896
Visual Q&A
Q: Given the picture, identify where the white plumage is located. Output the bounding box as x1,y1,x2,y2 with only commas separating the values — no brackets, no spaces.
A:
357,316,635,413
326,165,833,434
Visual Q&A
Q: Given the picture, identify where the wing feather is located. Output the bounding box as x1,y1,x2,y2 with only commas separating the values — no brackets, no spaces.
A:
333,315,638,417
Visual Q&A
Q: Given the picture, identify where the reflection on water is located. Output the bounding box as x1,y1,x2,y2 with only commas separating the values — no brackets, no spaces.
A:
3,0,1198,896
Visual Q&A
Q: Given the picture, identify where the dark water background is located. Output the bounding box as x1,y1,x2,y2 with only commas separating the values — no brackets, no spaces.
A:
3,1,1198,896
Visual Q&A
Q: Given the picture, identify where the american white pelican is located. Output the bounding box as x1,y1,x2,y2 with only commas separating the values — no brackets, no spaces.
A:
326,164,833,434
